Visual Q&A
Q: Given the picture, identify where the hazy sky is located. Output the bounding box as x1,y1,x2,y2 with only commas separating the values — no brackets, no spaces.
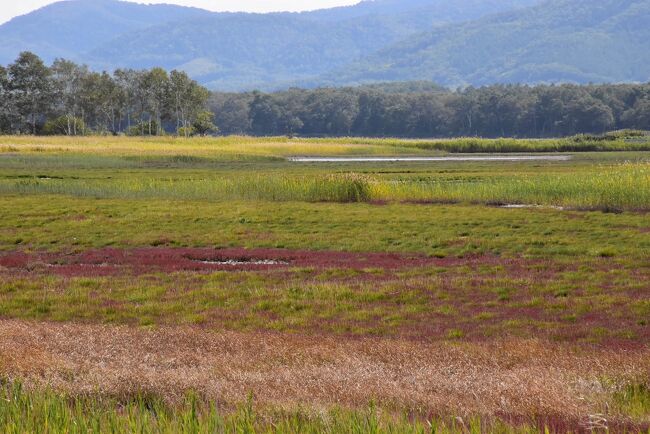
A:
0,0,361,24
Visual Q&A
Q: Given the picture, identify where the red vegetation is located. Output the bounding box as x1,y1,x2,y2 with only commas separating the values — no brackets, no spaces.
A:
1,319,648,431
0,247,457,276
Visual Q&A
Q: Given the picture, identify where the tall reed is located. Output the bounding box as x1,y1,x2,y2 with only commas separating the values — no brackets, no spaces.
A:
0,381,552,434
1,163,648,210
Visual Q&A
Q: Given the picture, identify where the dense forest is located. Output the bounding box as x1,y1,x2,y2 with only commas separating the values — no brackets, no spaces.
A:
1,52,649,138
211,83,650,138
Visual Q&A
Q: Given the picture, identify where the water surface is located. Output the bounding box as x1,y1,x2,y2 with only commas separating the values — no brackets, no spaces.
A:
288,155,573,163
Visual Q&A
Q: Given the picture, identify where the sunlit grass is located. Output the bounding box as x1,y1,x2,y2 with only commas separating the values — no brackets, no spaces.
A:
1,135,649,433
1,134,649,158
312,135,650,153
0,135,441,158
0,381,563,434
2,162,648,210
374,162,650,211
612,383,650,420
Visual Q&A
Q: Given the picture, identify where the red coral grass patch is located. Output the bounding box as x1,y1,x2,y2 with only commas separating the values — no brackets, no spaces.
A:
0,247,463,277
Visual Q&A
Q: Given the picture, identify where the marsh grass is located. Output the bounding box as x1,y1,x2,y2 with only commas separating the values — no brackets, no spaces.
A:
0,135,439,158
612,383,650,419
305,133,650,153
0,153,279,169
376,162,650,211
2,162,648,210
0,381,579,434
1,135,650,434
2,134,650,158
0,172,376,203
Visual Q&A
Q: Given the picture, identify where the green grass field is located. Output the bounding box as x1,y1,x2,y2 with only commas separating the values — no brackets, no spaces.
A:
0,136,649,432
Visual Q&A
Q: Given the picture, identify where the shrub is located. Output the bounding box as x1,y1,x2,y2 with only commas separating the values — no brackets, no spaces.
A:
309,173,374,203
42,116,86,136
177,126,195,137
192,111,219,136
125,120,163,136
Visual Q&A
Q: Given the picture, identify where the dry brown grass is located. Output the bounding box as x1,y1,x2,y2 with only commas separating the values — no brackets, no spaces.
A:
0,319,648,428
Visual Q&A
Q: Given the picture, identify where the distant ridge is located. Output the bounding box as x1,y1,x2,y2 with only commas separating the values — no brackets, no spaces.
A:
325,0,650,87
0,0,213,63
1,0,648,90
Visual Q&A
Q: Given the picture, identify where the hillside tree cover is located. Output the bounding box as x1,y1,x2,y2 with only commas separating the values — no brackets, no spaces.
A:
4,0,649,91
0,0,540,90
330,0,650,89
0,52,649,138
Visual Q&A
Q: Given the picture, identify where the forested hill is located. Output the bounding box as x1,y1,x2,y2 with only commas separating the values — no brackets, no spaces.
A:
331,0,650,87
86,0,539,90
0,0,538,90
0,0,212,65
0,0,648,90
299,0,538,24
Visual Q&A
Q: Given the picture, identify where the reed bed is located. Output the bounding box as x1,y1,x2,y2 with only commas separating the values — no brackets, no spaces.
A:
0,173,373,203
1,133,649,158
313,135,650,153
2,162,648,211
376,162,650,211
0,383,550,434
0,135,436,158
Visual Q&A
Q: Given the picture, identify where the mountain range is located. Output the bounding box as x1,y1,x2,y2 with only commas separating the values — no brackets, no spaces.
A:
0,0,648,90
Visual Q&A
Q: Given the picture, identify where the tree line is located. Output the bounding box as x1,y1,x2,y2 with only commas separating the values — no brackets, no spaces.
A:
211,83,650,138
1,52,649,138
0,52,215,136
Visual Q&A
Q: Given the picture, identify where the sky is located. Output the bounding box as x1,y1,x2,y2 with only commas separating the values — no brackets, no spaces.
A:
0,0,361,25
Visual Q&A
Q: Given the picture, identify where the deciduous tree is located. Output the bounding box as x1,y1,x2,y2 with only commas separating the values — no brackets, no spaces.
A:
8,52,53,134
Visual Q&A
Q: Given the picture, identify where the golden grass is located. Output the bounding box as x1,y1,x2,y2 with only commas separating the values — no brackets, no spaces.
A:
0,135,438,158
1,134,647,158
0,319,648,427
